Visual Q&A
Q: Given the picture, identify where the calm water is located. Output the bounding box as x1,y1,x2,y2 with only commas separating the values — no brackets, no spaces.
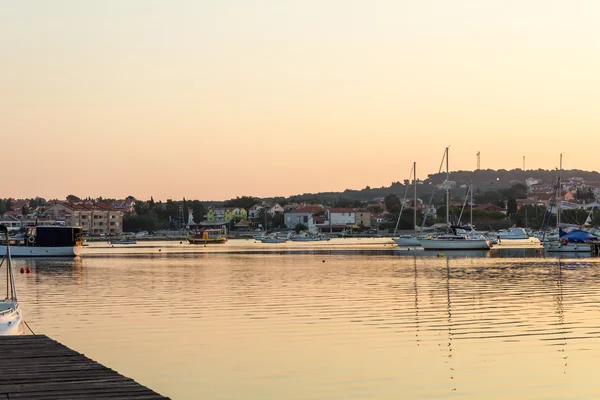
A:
11,239,600,399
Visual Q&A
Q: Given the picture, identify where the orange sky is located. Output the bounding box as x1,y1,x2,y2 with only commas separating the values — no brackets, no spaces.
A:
3,1,600,201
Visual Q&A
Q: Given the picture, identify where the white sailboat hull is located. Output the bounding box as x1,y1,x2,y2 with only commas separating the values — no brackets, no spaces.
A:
0,303,24,335
544,242,591,253
419,238,491,250
0,246,81,257
393,237,421,246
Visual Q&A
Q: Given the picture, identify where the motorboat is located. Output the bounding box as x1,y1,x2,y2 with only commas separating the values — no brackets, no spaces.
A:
0,225,24,335
290,233,320,242
109,237,137,245
257,233,289,243
0,226,82,257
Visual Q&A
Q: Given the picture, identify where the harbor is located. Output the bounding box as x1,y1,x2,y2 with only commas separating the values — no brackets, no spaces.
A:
11,241,600,399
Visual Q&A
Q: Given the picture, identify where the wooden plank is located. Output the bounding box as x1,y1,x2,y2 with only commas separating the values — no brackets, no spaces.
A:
0,335,168,399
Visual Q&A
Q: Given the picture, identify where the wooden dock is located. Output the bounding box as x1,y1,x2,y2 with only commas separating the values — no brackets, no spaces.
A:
0,335,168,399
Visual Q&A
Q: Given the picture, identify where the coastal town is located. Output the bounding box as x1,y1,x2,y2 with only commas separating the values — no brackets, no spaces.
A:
2,170,600,237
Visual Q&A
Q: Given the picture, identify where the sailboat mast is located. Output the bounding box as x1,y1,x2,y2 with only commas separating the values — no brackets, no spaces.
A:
558,153,563,228
446,147,450,231
413,161,417,231
470,182,473,228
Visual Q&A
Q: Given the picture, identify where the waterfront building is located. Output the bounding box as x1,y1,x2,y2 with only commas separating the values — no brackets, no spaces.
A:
284,206,323,232
45,202,124,235
354,210,372,228
206,207,247,223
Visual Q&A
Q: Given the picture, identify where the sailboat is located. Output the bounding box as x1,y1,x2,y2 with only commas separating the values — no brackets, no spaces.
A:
418,147,491,250
393,162,421,247
0,225,24,335
543,155,594,253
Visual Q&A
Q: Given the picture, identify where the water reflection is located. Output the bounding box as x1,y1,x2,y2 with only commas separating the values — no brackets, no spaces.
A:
10,246,600,399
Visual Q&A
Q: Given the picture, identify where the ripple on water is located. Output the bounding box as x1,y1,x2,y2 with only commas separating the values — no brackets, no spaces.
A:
11,244,600,399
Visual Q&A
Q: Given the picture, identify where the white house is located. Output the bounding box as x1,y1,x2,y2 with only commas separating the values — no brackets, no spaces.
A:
268,203,285,215
248,204,264,220
327,208,356,226
284,206,323,233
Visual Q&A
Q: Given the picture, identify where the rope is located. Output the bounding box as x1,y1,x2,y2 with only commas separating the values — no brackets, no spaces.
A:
23,320,35,335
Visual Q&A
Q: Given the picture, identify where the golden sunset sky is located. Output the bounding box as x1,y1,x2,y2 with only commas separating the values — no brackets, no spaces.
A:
2,1,600,201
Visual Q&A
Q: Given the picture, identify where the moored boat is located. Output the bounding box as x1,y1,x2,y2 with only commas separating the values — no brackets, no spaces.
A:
0,225,24,335
394,236,421,247
418,147,491,251
258,233,290,243
0,226,82,257
109,237,137,245
419,234,491,250
188,228,227,244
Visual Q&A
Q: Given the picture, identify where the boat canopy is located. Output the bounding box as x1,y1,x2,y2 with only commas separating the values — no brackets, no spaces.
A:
559,228,598,242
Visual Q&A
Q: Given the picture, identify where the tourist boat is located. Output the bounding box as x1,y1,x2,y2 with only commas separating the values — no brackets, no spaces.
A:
418,148,490,251
0,226,82,257
188,228,227,244
0,225,24,335
493,228,539,244
109,237,137,245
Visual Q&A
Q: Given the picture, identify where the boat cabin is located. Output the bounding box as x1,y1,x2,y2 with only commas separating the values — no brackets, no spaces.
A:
5,226,83,247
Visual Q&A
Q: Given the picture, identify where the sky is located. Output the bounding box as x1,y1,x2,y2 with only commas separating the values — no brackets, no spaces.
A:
3,1,600,201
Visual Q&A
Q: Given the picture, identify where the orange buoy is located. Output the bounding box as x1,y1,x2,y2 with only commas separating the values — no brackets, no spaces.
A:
26,268,30,274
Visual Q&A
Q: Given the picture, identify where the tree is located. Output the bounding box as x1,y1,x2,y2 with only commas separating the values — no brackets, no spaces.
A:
384,194,401,214
575,188,595,202
294,223,308,233
271,213,284,229
182,198,188,224
191,200,205,223
66,194,80,202
506,198,518,214
21,205,28,216
223,196,258,211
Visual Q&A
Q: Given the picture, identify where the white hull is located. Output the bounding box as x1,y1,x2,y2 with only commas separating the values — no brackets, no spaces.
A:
0,303,24,335
258,239,287,243
544,242,591,253
0,246,81,257
419,239,490,250
393,237,421,246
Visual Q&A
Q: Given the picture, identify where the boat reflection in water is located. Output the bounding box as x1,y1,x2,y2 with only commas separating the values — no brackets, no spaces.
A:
394,248,491,258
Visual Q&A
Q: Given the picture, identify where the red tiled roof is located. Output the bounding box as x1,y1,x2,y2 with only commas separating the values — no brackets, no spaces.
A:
286,206,323,214
328,208,355,213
